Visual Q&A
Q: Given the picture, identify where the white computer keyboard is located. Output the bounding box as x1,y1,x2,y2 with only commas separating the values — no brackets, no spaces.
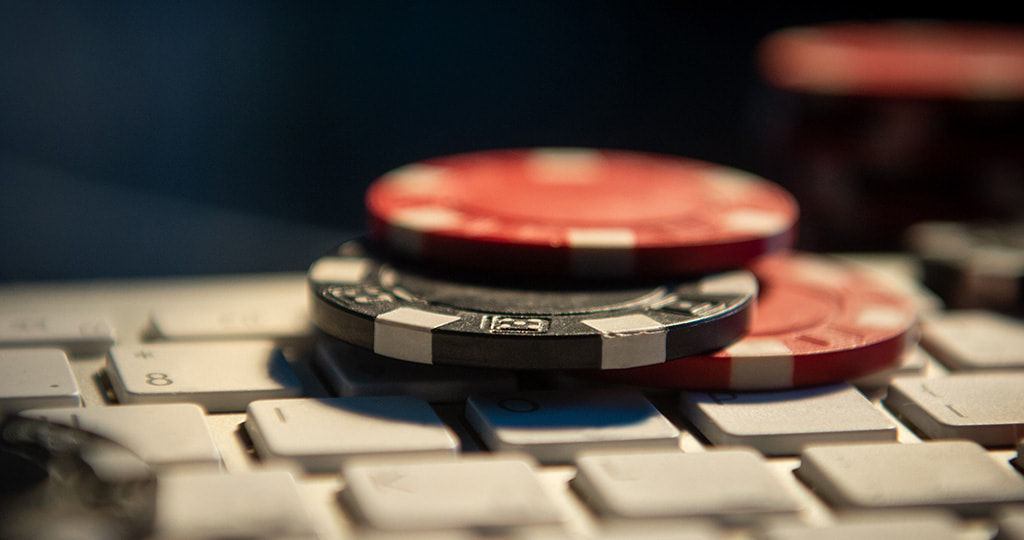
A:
1,256,1023,540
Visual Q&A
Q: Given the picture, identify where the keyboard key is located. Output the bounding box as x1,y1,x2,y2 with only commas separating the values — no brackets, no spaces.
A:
755,509,962,540
465,389,680,464
0,348,81,413
921,311,1024,370
0,314,114,355
153,468,317,539
148,302,313,342
245,396,459,473
105,342,302,412
680,383,897,456
571,448,800,524
998,506,1024,540
885,373,1024,447
315,340,517,402
340,454,563,532
796,440,1024,516
20,403,221,469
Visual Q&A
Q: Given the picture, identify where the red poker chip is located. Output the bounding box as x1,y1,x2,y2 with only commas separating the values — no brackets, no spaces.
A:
759,21,1024,99
575,252,920,391
366,148,798,278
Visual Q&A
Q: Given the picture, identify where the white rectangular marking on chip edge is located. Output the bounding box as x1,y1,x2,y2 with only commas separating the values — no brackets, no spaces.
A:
385,206,462,258
703,168,762,199
527,148,603,184
792,257,854,287
374,308,461,364
725,339,794,389
567,228,637,249
388,207,464,256
384,163,448,192
393,206,464,232
699,270,759,296
568,228,637,277
582,314,666,369
309,257,369,284
723,209,791,235
856,306,911,329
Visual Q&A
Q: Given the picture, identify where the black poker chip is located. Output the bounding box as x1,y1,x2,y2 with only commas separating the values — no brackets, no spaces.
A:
307,241,757,370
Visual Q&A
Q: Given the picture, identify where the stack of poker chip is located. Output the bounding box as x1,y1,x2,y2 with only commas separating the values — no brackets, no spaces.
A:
755,20,1024,253
307,147,921,391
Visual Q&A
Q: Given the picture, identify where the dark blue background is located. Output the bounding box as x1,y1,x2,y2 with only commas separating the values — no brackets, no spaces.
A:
2,3,1020,280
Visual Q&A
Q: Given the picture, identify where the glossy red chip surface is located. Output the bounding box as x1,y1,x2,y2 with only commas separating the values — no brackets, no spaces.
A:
576,252,920,390
759,21,1024,99
366,148,798,278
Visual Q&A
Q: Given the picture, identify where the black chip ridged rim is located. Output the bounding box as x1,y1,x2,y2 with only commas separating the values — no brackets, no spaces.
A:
308,243,756,370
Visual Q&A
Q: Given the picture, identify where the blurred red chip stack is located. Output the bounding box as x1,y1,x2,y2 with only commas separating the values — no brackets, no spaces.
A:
755,20,1024,252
